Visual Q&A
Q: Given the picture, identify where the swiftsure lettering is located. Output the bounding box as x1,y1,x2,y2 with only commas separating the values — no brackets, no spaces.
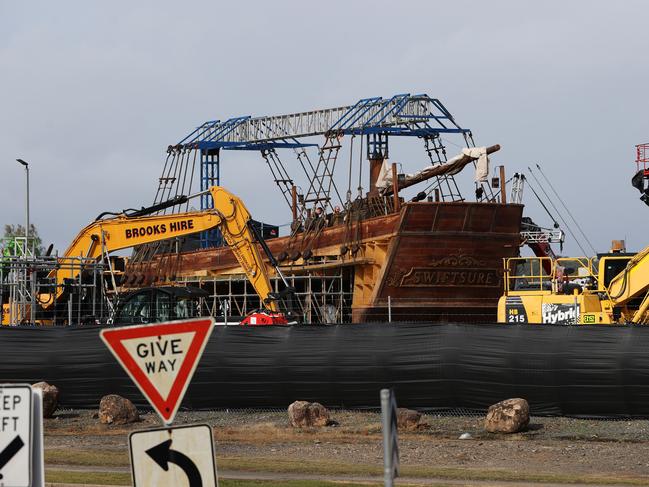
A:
124,219,195,239
400,268,500,287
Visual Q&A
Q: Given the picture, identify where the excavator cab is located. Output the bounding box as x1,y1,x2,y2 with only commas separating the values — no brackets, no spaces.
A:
113,285,295,326
113,286,209,326
596,254,634,290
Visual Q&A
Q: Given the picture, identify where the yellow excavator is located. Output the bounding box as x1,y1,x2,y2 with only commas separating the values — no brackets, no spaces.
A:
2,186,294,325
497,241,649,324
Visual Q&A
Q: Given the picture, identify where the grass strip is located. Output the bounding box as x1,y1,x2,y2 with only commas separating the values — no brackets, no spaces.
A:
220,458,649,486
46,469,389,486
46,449,129,467
45,469,131,485
45,449,649,486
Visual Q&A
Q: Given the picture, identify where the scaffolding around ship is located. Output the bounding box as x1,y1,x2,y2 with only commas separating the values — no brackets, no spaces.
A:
0,236,118,325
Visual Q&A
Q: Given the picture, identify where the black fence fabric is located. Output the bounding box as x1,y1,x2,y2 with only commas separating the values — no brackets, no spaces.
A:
1,323,649,417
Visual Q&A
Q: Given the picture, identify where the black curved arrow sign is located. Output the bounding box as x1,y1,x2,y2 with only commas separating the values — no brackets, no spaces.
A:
146,439,202,487
0,435,25,479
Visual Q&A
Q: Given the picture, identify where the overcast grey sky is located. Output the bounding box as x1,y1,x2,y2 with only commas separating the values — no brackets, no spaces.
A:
1,0,648,256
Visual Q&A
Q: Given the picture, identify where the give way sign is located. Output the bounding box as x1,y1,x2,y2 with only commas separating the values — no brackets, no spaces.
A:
100,318,214,425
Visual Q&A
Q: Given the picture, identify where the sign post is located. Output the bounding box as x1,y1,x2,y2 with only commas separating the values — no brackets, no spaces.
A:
380,388,399,487
30,389,44,487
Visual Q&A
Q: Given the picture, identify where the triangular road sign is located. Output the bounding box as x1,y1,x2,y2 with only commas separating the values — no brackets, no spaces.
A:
100,318,214,425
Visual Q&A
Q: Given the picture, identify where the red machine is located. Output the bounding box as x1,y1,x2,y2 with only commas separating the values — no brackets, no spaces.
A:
632,143,649,206
637,143,649,176
240,311,289,326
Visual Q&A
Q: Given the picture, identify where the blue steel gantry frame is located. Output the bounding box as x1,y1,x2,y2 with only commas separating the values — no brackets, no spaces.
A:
178,93,469,152
170,93,472,247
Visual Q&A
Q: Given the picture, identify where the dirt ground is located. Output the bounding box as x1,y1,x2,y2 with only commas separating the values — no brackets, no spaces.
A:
42,408,649,485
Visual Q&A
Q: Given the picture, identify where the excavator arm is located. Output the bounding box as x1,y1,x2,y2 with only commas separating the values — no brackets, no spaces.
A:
606,246,649,322
42,186,278,312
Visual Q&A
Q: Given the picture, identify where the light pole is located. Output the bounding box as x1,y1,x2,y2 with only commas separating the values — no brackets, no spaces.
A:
16,159,29,243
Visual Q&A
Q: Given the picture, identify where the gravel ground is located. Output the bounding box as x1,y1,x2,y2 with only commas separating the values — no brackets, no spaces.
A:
44,409,649,481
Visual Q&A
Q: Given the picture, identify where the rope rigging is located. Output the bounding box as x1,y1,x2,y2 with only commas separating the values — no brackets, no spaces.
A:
128,145,199,284
535,163,596,255
526,167,590,257
260,148,294,209
357,132,364,198
347,134,355,202
523,174,560,227
421,134,463,201
300,132,344,214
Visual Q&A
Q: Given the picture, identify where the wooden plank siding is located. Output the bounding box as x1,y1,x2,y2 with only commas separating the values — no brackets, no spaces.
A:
124,202,523,323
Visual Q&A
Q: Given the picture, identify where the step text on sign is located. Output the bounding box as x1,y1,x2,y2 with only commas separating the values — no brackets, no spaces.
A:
0,392,23,432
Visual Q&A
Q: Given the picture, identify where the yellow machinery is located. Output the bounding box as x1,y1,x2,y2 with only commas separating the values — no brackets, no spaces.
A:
2,186,289,324
497,242,649,324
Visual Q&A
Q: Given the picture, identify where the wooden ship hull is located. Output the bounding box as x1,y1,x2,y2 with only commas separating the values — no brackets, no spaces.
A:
125,201,523,323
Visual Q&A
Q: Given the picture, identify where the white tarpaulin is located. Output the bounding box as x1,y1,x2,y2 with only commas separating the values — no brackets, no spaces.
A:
375,160,393,190
462,147,489,182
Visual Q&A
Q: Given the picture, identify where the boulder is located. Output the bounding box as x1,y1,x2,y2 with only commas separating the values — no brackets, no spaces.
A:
32,382,59,418
288,400,331,428
98,395,139,425
397,408,422,431
485,398,529,433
